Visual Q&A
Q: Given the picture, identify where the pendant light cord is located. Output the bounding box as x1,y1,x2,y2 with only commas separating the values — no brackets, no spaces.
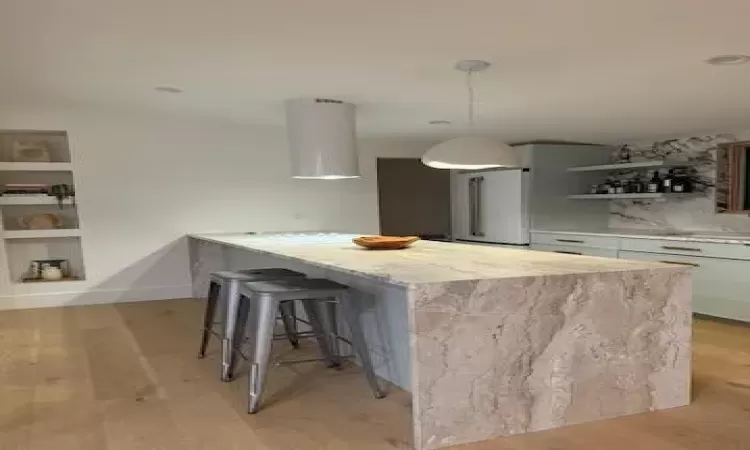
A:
466,69,475,129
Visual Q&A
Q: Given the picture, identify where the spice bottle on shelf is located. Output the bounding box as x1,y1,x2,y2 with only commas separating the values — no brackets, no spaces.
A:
671,170,692,193
662,169,675,192
647,171,662,193
631,176,644,193
605,177,616,194
619,145,632,163
672,177,684,193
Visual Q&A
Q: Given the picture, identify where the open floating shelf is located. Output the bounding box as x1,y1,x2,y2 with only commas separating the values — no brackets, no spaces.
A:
2,229,82,239
0,162,73,172
567,161,690,172
567,193,701,200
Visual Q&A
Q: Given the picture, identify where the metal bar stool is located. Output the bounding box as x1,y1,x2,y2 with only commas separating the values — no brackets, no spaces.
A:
234,277,386,414
197,268,307,381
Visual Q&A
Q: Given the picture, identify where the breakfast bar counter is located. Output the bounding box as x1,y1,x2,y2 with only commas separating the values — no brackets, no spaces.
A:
188,232,692,450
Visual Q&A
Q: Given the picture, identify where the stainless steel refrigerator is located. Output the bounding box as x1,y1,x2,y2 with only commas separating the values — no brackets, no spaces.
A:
452,168,530,245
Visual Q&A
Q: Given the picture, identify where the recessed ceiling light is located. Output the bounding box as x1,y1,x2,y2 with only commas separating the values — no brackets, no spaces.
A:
705,54,750,65
428,120,451,125
154,85,184,93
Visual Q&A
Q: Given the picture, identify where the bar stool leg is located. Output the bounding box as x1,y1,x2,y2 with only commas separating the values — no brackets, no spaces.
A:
303,301,339,368
278,301,300,348
220,279,242,381
338,293,386,399
317,299,340,359
225,294,251,381
198,281,221,359
248,294,280,414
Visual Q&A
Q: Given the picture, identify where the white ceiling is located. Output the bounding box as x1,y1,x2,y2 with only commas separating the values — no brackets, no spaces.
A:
2,0,750,142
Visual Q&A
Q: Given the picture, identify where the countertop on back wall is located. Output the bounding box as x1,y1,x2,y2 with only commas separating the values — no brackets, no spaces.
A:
532,228,750,245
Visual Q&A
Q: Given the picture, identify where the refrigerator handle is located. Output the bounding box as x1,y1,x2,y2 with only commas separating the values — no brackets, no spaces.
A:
475,176,485,237
468,177,476,236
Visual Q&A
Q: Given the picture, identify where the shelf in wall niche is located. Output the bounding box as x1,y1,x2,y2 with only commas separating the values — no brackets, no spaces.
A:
19,276,82,284
3,230,85,283
567,161,691,172
567,193,701,200
2,229,82,239
0,162,73,171
0,196,63,206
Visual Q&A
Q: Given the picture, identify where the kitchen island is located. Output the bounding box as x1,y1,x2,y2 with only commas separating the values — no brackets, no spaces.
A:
188,232,691,450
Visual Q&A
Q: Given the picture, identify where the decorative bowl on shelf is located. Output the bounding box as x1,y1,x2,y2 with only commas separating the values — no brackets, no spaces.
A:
11,141,51,162
352,235,420,250
25,258,70,281
19,213,62,230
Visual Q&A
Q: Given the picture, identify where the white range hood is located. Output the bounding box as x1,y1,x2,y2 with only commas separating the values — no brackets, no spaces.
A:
285,98,360,179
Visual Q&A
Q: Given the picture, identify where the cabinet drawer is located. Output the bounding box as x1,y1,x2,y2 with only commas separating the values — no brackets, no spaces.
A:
620,238,750,260
456,242,530,250
620,250,750,322
531,232,619,249
531,243,619,258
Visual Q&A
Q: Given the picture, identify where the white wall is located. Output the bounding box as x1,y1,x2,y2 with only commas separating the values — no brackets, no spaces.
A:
0,104,435,309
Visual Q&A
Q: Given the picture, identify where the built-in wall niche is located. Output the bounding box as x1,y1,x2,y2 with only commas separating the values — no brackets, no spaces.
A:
0,129,85,290
5,237,85,282
0,130,71,163
1,204,79,231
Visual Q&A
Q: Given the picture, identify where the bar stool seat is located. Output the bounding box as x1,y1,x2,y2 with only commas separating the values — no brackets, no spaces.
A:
239,278,349,295
197,268,306,381
234,278,386,414
235,268,309,279
210,271,261,280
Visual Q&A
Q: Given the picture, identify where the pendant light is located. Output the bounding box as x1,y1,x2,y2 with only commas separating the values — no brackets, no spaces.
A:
286,98,360,179
421,60,519,170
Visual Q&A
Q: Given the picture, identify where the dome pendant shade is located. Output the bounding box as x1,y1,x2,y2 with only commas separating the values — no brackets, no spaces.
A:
421,136,520,170
286,98,360,179
422,60,518,170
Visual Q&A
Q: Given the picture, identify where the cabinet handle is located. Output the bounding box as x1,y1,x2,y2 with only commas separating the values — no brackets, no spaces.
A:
554,250,582,255
659,260,700,267
555,239,585,244
475,176,485,237
661,245,702,252
468,178,476,236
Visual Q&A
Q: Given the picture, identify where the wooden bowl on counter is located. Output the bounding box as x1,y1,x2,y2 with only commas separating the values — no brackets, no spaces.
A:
352,235,420,250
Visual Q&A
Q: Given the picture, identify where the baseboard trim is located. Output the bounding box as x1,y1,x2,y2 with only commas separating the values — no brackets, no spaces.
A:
0,285,193,311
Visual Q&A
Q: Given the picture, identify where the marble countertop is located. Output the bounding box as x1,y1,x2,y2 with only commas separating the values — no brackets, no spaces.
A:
190,232,683,287
532,228,750,244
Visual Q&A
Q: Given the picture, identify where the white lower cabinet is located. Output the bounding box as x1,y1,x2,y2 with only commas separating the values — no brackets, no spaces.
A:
619,250,750,322
530,243,619,258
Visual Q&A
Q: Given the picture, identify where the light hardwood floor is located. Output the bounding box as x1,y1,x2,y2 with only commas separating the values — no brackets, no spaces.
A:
1,299,750,450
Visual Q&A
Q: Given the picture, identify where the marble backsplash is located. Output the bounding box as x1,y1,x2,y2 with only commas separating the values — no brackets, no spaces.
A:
609,134,750,232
